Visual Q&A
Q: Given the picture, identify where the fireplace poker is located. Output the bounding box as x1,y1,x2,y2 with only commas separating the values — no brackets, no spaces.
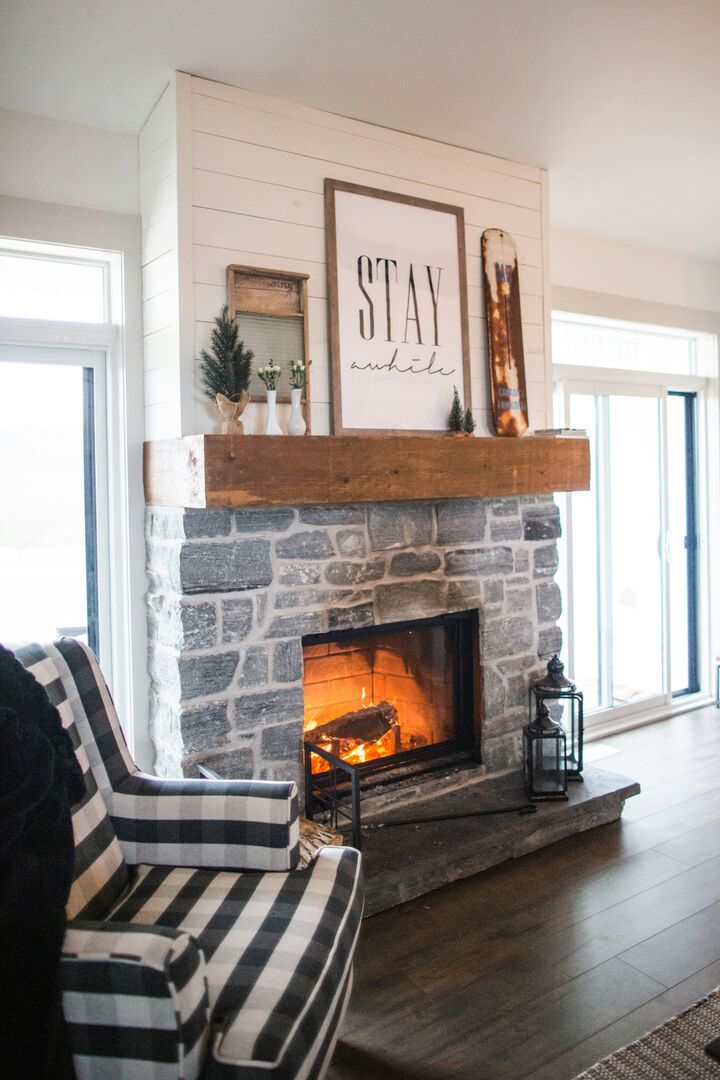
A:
359,803,538,833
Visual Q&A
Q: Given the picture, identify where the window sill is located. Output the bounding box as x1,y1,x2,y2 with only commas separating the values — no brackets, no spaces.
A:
585,691,715,742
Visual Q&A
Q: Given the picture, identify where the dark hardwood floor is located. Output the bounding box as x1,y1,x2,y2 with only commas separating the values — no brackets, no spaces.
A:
328,704,720,1080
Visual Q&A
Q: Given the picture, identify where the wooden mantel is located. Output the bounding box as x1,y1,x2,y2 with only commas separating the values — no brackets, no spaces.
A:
144,434,589,509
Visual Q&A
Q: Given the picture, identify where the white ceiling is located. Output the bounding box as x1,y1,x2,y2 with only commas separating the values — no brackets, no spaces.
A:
2,0,719,260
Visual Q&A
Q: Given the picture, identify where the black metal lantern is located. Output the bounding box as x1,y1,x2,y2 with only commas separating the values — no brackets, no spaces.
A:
523,700,568,801
530,655,584,781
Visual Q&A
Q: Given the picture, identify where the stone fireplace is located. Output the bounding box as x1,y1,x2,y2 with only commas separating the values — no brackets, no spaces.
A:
145,495,563,791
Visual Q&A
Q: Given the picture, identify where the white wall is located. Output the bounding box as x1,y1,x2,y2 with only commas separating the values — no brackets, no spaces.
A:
0,107,138,218
138,78,191,440
140,74,554,437
552,229,720,318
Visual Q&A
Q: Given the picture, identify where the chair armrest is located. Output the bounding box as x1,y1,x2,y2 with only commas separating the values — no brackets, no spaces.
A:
108,774,301,871
62,921,209,1077
209,846,364,1078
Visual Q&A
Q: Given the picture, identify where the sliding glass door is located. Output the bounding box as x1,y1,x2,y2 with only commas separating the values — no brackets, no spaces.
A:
0,343,108,655
560,380,699,720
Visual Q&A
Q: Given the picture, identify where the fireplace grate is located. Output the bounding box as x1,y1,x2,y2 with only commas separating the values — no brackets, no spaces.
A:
304,740,364,849
304,740,538,851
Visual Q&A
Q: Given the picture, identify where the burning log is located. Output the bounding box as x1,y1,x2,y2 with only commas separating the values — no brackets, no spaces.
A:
308,701,399,744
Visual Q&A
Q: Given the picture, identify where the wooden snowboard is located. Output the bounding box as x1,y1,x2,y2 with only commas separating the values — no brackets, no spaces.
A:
481,229,530,436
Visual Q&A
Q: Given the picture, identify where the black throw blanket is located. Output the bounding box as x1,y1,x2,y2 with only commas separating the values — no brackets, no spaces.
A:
0,643,85,1079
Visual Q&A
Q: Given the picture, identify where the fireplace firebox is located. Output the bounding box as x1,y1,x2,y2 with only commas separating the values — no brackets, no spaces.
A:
302,613,479,846
303,611,479,774
302,612,480,843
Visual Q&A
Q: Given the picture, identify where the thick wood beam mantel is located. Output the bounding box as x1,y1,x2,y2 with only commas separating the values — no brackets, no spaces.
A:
143,434,590,508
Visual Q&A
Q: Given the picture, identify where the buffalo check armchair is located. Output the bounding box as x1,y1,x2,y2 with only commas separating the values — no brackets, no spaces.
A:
17,639,363,1079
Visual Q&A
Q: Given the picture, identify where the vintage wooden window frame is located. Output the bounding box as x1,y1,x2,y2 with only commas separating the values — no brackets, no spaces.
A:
226,264,311,425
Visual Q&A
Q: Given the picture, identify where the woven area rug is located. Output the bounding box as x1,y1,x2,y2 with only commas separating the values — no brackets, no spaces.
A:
574,989,720,1078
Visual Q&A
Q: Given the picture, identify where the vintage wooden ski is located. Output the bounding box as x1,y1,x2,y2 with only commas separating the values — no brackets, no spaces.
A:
482,229,530,436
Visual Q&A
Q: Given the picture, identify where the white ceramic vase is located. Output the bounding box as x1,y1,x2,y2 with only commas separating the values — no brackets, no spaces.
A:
287,387,307,436
263,389,283,435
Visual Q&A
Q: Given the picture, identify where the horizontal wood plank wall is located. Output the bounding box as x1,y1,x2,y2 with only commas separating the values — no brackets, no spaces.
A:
187,76,551,437
139,80,182,439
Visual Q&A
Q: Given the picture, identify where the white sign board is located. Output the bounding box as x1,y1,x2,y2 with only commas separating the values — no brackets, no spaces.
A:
326,181,471,434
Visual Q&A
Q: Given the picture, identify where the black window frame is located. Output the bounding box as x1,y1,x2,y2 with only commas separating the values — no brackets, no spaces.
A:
669,389,700,697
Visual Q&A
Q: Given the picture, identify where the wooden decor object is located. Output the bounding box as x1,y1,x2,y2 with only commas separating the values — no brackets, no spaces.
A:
482,230,530,436
226,264,311,419
298,817,343,868
325,179,471,435
144,434,590,508
307,702,399,746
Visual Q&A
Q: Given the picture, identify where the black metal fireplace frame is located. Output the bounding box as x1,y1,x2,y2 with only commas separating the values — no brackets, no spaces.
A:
303,609,480,768
302,609,481,848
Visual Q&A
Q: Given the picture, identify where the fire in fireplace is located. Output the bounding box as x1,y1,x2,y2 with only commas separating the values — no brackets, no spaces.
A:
302,612,478,776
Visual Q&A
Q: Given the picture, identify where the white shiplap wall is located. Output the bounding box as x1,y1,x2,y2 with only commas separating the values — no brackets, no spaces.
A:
147,73,553,436
138,77,187,440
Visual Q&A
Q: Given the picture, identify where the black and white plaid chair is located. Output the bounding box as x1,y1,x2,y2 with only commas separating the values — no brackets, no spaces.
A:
16,639,363,1079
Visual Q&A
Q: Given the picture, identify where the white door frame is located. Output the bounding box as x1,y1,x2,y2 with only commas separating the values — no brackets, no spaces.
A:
0,316,138,754
557,369,710,730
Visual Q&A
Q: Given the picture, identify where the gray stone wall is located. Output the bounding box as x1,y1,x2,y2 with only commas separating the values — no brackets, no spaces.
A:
145,496,562,788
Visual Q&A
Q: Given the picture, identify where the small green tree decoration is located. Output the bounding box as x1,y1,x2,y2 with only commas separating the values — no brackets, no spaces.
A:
463,408,476,435
257,360,281,391
449,386,464,433
199,305,253,403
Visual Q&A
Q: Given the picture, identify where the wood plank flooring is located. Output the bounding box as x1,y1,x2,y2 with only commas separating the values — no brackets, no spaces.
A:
327,705,720,1080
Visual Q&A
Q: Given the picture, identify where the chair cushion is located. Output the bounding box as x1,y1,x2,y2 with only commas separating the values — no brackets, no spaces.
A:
62,921,209,1080
16,642,129,918
109,846,363,1079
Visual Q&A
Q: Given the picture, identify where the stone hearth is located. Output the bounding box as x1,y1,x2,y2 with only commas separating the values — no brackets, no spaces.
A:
145,495,563,788
361,765,640,915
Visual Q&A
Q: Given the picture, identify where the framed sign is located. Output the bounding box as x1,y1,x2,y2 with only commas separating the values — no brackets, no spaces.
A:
325,179,471,435
226,264,311,416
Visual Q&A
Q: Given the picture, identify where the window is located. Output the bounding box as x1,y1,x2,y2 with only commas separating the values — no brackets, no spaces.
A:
0,347,106,653
553,312,715,378
0,252,106,322
0,241,126,708
553,312,716,726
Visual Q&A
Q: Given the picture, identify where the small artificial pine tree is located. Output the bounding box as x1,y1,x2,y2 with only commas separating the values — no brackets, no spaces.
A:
448,386,464,432
199,305,253,403
463,408,476,434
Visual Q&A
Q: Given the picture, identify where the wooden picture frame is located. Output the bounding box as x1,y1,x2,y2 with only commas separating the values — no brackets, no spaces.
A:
226,264,311,425
325,179,471,436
